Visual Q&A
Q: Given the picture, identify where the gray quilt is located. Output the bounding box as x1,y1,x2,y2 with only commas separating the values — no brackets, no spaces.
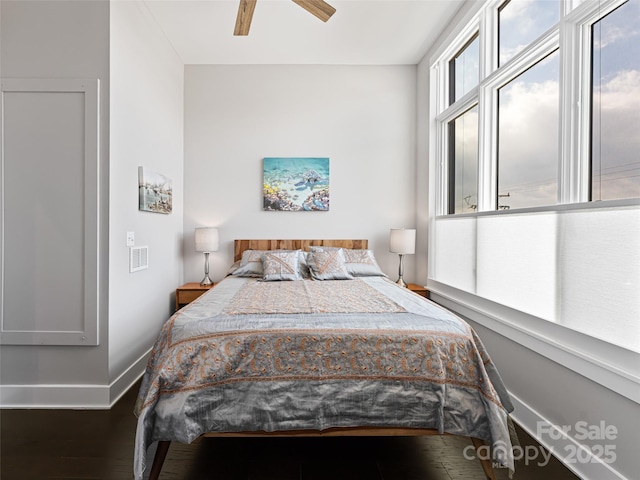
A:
134,276,515,479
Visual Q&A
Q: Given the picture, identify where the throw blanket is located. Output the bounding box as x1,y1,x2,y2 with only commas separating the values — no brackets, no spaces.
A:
223,278,405,314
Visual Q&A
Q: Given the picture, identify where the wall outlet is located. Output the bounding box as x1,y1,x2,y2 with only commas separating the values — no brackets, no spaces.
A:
126,231,135,247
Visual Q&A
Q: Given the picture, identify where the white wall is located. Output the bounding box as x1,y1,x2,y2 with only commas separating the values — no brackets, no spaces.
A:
0,0,111,406
183,65,418,283
109,1,184,398
415,57,431,285
417,2,640,479
0,0,184,408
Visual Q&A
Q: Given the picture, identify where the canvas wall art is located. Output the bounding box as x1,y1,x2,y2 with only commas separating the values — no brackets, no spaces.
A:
138,167,173,214
263,157,330,211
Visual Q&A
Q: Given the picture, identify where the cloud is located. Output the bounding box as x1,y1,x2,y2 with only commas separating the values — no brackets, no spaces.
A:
594,0,640,49
499,0,537,23
498,76,559,208
597,69,640,110
498,0,559,65
500,43,528,66
593,69,640,200
497,61,640,206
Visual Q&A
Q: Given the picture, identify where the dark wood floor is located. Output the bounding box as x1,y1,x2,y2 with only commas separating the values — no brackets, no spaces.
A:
1,380,581,480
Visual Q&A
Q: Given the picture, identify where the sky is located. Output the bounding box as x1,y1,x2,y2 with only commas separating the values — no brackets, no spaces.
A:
591,0,640,201
498,50,559,209
499,0,559,66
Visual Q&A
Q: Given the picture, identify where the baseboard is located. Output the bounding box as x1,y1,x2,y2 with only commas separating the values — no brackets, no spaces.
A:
109,348,151,407
0,383,111,409
509,391,629,480
0,349,150,409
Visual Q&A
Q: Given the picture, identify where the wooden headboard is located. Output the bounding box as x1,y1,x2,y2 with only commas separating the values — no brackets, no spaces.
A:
233,239,368,262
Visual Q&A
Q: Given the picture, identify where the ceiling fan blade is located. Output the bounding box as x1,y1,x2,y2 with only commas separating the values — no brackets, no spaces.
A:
234,0,258,36
292,0,336,23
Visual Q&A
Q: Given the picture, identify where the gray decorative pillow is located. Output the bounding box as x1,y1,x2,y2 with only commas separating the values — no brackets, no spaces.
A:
261,251,302,281
231,249,266,277
307,249,353,280
231,249,309,278
342,249,386,277
226,260,242,276
308,247,386,277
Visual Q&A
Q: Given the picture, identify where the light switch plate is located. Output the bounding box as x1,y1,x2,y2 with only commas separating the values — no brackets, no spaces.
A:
126,231,135,247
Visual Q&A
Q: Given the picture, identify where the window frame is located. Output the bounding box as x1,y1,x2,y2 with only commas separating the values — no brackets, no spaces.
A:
433,0,636,217
447,104,480,214
560,0,634,204
448,32,480,106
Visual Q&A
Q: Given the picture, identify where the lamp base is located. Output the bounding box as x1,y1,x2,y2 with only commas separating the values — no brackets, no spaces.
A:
200,251,213,286
396,277,407,288
395,253,407,288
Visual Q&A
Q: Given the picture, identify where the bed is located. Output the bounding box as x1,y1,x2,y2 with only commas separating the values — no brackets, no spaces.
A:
134,239,516,480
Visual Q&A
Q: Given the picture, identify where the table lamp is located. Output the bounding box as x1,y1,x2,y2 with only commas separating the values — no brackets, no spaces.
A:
195,227,219,286
389,228,416,287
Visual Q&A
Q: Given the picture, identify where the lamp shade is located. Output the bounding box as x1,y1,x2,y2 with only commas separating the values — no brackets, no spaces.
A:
389,228,416,254
195,227,219,252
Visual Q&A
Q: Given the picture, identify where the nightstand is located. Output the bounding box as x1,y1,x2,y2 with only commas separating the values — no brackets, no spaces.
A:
407,283,429,299
175,282,215,311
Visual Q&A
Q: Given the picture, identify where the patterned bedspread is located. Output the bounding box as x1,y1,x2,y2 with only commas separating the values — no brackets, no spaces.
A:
134,276,515,479
223,278,405,314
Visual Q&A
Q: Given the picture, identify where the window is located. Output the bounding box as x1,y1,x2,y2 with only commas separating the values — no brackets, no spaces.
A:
497,51,559,210
449,34,479,104
430,0,640,355
590,0,640,201
436,0,638,216
448,106,479,214
499,0,560,65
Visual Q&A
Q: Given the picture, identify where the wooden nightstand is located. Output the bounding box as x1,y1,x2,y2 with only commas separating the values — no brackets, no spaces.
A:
175,282,215,311
407,283,429,299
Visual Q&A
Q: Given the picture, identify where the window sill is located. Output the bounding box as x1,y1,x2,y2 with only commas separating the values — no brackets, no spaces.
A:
435,197,640,220
427,281,640,405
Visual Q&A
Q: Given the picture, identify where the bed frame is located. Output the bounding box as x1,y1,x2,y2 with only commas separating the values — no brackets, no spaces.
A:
146,240,498,480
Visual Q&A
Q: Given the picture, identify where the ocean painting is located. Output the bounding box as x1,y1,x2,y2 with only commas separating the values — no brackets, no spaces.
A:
138,167,173,214
263,157,330,211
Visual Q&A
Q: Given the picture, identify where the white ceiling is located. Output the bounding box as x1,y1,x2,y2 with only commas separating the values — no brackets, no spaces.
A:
143,0,464,65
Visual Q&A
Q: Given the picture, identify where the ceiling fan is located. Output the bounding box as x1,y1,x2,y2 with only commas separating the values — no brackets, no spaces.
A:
234,0,336,36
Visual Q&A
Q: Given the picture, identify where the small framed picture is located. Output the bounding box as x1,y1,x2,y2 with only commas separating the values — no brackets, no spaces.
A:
138,167,172,214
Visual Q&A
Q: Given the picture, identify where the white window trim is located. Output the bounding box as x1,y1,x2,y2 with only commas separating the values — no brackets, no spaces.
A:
560,0,631,204
430,281,640,405
433,17,481,116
